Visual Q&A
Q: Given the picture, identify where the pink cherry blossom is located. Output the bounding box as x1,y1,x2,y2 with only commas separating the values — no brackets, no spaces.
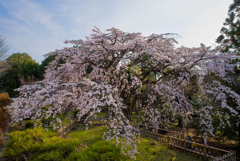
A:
5,26,240,157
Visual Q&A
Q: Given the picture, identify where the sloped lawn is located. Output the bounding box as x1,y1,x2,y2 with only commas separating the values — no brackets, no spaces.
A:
2,110,204,161
67,125,203,161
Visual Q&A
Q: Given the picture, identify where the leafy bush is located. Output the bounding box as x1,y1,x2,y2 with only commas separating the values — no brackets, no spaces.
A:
41,117,51,127
0,97,12,133
74,109,80,118
0,128,3,148
2,127,81,160
72,127,77,130
35,150,65,161
0,92,9,99
79,141,126,161
25,121,34,129
0,96,12,148
0,108,7,132
0,98,11,108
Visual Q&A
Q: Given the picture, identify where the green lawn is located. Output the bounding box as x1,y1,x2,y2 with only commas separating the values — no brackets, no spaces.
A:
67,125,204,161
4,112,205,160
9,112,74,134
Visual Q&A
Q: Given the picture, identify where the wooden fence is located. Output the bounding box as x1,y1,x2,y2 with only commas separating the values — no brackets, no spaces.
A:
57,117,108,137
140,127,236,161
57,119,236,161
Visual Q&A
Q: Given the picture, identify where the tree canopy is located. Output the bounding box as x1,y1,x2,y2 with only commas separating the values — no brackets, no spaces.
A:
5,27,240,158
0,52,57,97
1,53,38,97
6,52,34,68
216,0,240,54
215,0,240,144
37,55,56,80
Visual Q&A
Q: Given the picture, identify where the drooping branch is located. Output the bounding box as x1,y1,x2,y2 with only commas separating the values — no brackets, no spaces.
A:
5,26,240,158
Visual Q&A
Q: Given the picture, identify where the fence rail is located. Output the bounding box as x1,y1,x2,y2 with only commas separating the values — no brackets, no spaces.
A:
57,119,236,161
140,128,236,161
57,117,108,137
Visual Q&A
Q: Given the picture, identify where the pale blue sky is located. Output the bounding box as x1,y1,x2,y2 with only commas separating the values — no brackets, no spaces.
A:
0,0,232,63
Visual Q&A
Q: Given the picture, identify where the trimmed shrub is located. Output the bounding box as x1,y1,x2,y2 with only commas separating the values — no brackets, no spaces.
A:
0,128,3,148
2,127,81,160
0,92,9,99
79,141,126,161
25,121,34,129
41,117,51,127
0,107,7,133
0,98,12,109
0,96,11,134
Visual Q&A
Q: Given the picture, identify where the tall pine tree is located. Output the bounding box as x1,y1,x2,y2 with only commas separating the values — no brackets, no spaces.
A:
216,0,240,146
216,0,240,54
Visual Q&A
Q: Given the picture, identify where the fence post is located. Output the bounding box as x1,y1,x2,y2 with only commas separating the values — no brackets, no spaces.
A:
184,129,186,152
59,125,61,135
234,151,236,161
154,127,156,139
167,129,169,147
204,137,207,160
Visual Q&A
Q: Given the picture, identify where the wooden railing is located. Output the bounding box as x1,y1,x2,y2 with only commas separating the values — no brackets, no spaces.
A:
57,117,108,137
57,119,236,161
140,128,236,161
57,120,76,137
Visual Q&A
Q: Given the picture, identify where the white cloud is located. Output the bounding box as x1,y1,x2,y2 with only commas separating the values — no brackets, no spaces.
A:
0,14,70,63
0,0,233,63
177,1,230,47
0,0,62,37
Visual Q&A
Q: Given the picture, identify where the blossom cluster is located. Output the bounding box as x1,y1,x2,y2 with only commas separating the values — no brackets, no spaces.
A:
5,26,240,157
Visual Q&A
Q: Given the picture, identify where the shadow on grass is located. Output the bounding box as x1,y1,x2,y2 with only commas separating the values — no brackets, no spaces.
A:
67,126,204,161
67,125,107,145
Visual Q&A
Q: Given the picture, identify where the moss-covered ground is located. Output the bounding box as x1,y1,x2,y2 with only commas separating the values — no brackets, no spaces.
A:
2,112,205,160
67,126,203,161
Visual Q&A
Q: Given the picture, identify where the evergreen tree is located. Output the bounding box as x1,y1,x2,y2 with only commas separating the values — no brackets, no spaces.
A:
216,0,240,54
37,55,56,80
19,61,39,81
0,53,38,97
215,0,240,146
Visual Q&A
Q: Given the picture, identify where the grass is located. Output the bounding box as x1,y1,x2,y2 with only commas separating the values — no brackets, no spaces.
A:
4,112,205,160
66,113,204,160
9,112,74,134
67,125,204,161
2,127,82,161
67,126,107,145
95,112,107,118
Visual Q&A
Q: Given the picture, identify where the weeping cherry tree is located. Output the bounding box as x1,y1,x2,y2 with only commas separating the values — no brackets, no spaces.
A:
5,27,240,158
